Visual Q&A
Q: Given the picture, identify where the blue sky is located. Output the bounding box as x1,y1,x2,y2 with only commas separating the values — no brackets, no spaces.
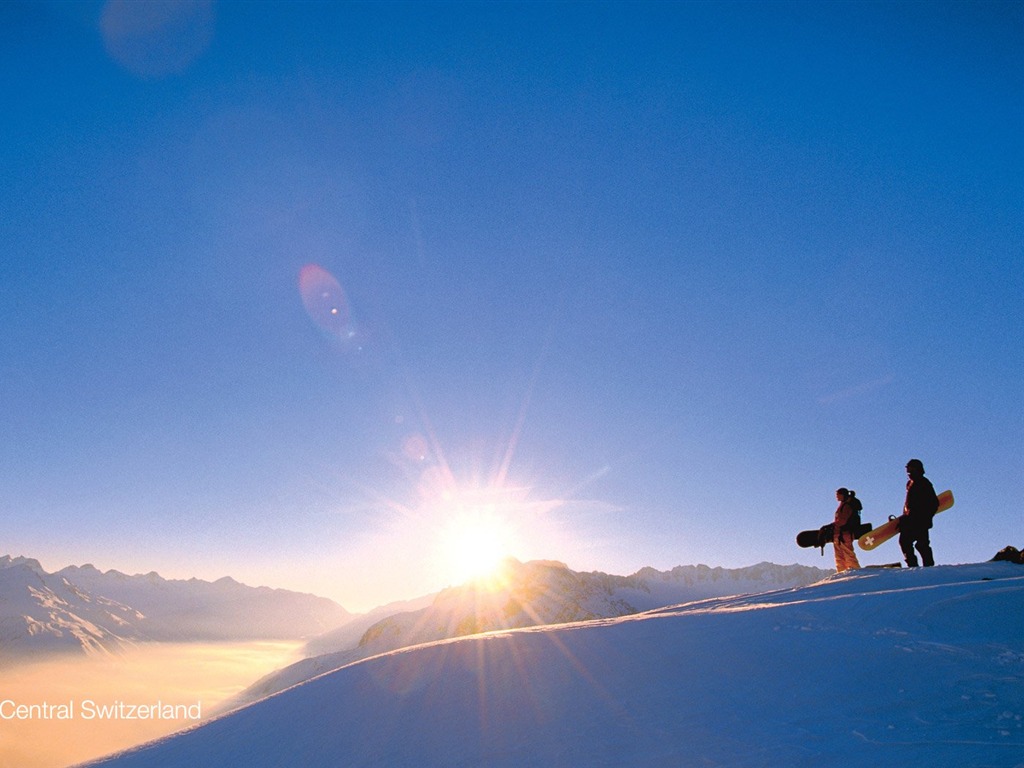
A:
2,1,1021,610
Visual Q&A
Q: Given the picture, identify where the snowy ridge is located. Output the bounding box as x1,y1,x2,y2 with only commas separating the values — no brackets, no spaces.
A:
85,562,1024,768
0,556,351,661
357,559,830,655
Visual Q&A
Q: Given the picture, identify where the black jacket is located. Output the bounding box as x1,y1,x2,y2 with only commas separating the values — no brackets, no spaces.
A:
904,476,939,528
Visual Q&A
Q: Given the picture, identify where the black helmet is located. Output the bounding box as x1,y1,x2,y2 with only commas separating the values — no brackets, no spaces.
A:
906,459,925,474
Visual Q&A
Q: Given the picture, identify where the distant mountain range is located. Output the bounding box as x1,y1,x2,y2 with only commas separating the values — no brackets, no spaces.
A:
0,555,351,661
1,552,830,679
228,557,830,709
357,558,830,655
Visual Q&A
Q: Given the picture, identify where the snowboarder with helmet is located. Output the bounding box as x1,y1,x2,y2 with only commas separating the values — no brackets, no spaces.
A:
899,459,940,567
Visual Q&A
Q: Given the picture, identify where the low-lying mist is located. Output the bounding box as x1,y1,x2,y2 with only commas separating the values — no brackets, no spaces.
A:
0,641,302,768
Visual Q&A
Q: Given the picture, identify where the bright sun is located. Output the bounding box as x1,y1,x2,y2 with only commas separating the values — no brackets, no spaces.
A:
437,511,516,585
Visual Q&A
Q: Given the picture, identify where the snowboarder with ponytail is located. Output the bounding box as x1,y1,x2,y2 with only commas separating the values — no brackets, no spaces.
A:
900,459,939,567
833,488,862,572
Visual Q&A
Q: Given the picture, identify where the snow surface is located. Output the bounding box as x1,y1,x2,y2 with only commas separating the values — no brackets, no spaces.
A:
84,562,1024,767
226,559,829,711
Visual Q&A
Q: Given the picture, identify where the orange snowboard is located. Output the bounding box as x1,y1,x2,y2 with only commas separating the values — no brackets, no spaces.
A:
857,489,954,551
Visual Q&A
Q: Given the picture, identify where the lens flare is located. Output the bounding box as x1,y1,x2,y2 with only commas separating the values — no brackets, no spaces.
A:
100,0,215,79
298,264,356,343
402,433,430,463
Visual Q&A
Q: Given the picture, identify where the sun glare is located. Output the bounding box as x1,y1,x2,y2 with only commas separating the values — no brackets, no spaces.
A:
438,510,516,586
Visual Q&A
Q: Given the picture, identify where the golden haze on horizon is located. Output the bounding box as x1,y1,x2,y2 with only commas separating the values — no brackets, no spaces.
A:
0,641,301,768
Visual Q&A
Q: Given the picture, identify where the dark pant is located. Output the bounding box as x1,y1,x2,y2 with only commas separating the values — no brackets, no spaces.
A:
899,519,934,567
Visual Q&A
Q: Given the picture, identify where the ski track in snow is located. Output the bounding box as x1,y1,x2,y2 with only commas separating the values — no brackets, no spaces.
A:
84,564,1024,768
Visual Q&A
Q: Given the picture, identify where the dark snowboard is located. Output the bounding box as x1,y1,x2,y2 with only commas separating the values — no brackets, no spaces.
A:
796,522,872,550
796,524,834,549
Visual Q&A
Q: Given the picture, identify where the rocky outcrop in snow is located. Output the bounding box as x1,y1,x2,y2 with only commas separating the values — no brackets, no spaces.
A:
992,546,1024,564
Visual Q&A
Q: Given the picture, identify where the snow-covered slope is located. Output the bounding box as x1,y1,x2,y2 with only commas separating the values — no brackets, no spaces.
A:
87,562,1024,767
227,558,828,709
0,555,351,661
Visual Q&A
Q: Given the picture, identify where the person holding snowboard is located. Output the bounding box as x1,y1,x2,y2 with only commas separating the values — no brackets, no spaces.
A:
899,458,939,567
833,488,862,572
